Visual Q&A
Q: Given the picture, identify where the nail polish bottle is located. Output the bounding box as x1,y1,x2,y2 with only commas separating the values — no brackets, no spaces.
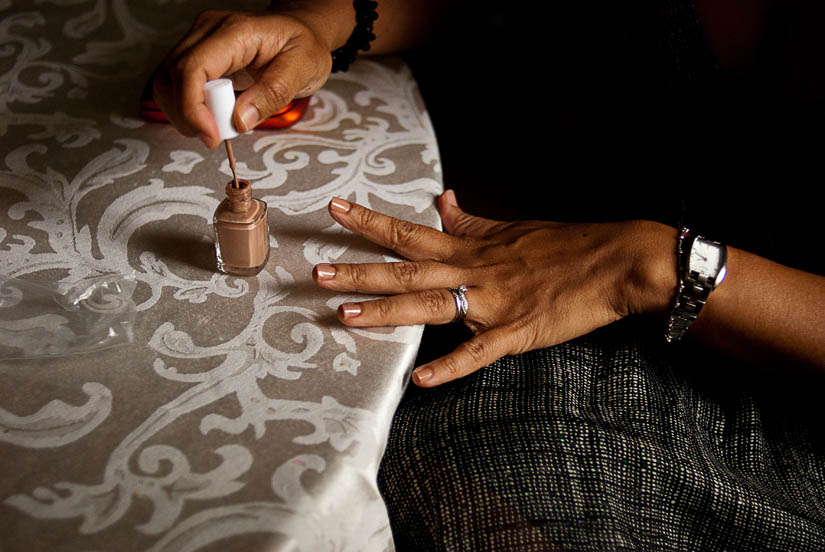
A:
205,78,270,276
213,179,269,276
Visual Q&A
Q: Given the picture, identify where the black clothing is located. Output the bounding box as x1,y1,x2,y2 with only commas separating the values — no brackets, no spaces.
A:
380,322,825,551
379,2,825,550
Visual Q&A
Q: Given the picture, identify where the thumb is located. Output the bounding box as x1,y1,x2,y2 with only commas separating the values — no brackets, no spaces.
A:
233,46,329,133
437,190,502,238
233,72,293,133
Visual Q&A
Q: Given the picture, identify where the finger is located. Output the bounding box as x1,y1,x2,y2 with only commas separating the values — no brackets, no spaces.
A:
337,286,483,327
314,260,465,294
328,197,461,262
411,326,521,387
158,13,282,145
153,66,213,141
233,41,330,132
170,21,265,144
437,190,509,238
167,10,228,61
152,12,231,142
230,68,256,90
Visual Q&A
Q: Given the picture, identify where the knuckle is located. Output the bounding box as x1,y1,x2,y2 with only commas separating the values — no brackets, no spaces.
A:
510,314,534,333
460,338,489,365
222,12,247,25
374,298,393,319
390,261,419,285
388,219,419,250
221,12,250,27
503,319,536,355
452,214,479,236
453,238,489,265
260,78,293,110
347,264,368,289
440,355,462,377
507,319,533,350
171,57,187,79
172,55,197,80
224,13,256,37
356,207,378,230
194,10,219,26
418,288,448,316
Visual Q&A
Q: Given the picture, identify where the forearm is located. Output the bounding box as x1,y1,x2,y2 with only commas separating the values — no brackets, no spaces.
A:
691,247,825,369
635,222,825,371
271,0,447,55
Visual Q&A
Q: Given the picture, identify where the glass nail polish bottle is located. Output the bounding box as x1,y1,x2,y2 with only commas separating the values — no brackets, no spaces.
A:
213,179,270,276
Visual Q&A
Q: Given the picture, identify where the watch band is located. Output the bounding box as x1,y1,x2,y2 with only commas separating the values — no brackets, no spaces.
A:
664,227,726,343
665,227,692,343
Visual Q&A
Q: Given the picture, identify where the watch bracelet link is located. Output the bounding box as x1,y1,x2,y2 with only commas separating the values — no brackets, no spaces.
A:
664,226,691,343
665,278,711,343
664,226,726,343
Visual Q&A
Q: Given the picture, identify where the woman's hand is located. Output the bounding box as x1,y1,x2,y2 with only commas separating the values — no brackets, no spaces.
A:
152,9,338,148
312,191,678,387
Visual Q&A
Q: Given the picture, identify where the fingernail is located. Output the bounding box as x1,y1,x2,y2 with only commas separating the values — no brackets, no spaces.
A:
445,189,458,207
330,197,351,213
314,264,336,280
339,303,362,318
412,367,433,385
238,104,260,132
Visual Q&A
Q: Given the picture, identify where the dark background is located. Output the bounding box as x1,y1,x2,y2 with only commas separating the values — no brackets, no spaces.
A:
402,2,824,275
399,2,825,365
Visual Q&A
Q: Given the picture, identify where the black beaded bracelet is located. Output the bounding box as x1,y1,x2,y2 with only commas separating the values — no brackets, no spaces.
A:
330,0,378,73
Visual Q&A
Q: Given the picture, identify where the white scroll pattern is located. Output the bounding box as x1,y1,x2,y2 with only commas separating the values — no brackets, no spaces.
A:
0,1,441,550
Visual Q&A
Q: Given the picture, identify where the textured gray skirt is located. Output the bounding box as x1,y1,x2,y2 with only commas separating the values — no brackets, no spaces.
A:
378,319,825,551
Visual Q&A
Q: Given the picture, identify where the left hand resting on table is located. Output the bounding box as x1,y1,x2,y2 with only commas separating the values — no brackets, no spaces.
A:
312,191,677,387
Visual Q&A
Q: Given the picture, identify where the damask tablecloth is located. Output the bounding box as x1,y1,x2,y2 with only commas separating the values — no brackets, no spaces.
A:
0,1,442,550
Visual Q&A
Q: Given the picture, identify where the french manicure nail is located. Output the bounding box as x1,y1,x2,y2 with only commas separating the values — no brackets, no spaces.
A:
314,264,336,279
412,367,433,385
339,303,361,318
330,197,351,213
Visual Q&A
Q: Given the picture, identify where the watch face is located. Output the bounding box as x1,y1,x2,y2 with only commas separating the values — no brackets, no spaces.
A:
690,238,725,280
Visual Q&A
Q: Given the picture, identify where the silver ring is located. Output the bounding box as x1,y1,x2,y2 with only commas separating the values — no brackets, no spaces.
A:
447,284,469,323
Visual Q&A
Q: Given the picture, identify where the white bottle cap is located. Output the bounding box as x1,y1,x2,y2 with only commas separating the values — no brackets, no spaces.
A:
204,78,240,140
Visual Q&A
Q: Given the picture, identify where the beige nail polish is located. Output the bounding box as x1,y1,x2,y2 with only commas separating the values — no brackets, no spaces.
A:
412,367,432,385
330,197,351,212
339,303,362,318
314,264,336,279
213,179,270,276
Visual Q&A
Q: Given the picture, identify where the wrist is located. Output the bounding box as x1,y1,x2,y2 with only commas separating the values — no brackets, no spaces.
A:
625,220,679,317
272,0,355,52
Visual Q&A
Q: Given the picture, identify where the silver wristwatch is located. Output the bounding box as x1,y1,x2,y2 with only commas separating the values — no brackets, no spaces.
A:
665,227,727,343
